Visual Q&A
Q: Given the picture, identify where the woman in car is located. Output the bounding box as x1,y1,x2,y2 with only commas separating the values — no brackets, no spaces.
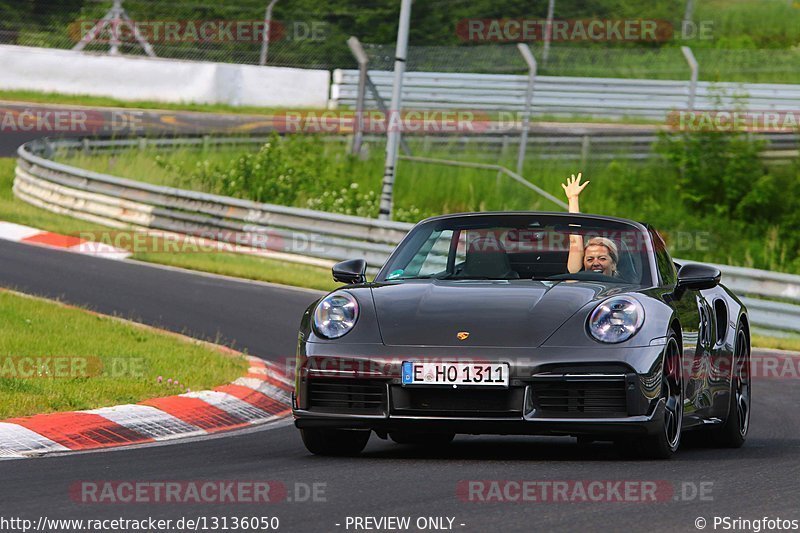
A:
562,173,619,277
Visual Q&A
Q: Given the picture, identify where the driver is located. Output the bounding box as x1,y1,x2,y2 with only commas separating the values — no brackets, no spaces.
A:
562,173,618,277
583,237,618,277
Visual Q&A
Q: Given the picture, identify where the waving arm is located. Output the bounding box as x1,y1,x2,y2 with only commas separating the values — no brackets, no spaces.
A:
562,173,589,274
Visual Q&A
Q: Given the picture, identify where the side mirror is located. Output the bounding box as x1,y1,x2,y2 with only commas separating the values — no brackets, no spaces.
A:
676,263,721,291
332,259,367,285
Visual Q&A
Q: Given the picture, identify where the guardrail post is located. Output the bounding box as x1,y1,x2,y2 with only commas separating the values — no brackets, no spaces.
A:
681,46,699,111
542,0,555,64
347,37,369,156
259,0,280,65
379,0,412,220
580,135,591,168
516,43,537,175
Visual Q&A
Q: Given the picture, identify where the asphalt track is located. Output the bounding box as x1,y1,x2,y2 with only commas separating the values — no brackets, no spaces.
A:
1,239,799,533
0,100,661,156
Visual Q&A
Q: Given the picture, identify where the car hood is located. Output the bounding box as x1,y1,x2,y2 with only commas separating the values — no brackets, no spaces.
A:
370,279,639,347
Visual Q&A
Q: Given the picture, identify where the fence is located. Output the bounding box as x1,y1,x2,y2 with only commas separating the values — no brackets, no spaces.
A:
332,68,800,121
13,135,800,336
0,44,330,108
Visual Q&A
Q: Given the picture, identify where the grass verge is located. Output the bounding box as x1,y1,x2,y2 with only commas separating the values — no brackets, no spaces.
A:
0,89,318,116
1,89,658,126
752,334,800,353
56,134,800,275
0,289,248,419
0,158,337,291
4,152,797,350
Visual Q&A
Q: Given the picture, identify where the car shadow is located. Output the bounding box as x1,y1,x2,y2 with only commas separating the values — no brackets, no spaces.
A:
362,436,627,462
355,434,782,462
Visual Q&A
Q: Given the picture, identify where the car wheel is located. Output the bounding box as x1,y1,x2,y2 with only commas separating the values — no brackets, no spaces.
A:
389,431,455,446
710,327,751,448
632,333,684,460
300,428,371,456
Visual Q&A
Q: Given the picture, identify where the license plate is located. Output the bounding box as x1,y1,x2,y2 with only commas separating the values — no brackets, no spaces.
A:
401,362,509,388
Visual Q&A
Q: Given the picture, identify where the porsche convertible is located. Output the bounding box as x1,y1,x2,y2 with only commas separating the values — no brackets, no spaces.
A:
292,212,751,459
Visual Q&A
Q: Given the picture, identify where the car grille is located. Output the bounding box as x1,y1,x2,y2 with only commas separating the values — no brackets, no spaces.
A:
391,386,525,418
308,379,386,414
531,378,628,416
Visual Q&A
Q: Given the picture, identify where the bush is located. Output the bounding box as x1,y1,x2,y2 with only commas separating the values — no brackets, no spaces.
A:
181,133,428,221
656,130,768,218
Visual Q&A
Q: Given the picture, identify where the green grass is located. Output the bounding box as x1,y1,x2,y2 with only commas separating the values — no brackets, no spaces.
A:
0,88,665,127
60,140,604,216
0,89,323,116
3,151,797,351
132,251,336,291
694,0,800,50
533,45,800,83
55,134,800,276
0,289,248,419
752,334,800,353
0,158,336,291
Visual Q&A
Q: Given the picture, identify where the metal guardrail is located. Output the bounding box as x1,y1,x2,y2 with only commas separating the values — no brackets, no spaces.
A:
13,136,800,336
35,128,800,166
332,69,800,121
674,261,800,336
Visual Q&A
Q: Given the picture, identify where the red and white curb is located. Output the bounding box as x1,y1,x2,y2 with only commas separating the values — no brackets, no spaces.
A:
0,221,130,260
0,356,292,459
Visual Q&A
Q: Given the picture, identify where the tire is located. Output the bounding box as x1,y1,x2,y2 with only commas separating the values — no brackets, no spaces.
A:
629,333,684,460
710,327,751,448
300,428,370,456
389,431,455,447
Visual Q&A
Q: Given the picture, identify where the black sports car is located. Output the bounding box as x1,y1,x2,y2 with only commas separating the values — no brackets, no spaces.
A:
292,212,751,459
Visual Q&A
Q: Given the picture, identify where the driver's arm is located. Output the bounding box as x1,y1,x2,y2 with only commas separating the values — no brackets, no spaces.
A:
562,173,589,274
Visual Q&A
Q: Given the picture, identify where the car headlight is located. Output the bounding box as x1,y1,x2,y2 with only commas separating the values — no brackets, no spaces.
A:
313,291,359,339
588,296,645,344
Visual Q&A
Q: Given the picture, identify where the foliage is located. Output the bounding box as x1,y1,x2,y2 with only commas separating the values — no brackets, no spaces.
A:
3,0,800,79
58,132,800,275
656,130,767,218
177,133,386,218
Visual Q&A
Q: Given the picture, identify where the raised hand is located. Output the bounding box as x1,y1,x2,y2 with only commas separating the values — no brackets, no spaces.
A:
561,173,589,200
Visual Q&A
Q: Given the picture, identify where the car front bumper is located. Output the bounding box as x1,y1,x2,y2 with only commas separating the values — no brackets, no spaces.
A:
293,374,666,437
293,344,667,438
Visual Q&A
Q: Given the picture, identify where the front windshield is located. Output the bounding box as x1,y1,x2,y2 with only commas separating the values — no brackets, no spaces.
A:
377,214,653,286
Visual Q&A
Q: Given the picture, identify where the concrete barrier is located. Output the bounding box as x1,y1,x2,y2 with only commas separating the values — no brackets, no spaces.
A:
0,45,330,108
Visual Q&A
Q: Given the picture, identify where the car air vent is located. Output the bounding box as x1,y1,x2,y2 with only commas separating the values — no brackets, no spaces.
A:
532,377,628,416
391,386,525,418
309,379,386,414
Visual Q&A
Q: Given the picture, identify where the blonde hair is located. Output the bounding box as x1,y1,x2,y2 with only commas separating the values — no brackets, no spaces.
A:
584,237,618,265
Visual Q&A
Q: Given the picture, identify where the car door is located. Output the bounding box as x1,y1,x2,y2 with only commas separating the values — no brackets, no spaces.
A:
698,288,735,419
649,229,704,422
